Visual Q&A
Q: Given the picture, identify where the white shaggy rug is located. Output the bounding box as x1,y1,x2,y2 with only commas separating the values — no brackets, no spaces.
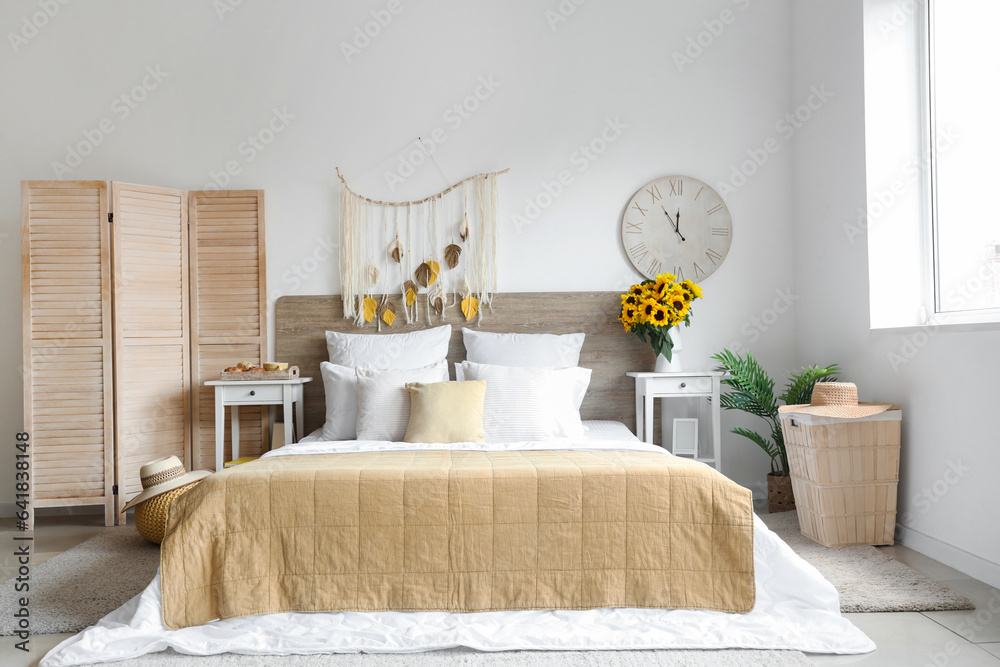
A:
760,510,973,613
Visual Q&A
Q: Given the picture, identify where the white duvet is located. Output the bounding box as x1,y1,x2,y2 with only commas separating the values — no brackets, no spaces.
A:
42,422,875,665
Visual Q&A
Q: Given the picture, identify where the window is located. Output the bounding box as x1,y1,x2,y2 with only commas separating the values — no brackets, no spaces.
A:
927,0,1000,318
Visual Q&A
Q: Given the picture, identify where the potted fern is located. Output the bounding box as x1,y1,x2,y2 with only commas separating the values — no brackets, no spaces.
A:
711,349,838,513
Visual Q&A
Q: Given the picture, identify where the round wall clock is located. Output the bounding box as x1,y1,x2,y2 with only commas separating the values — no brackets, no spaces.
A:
621,175,733,281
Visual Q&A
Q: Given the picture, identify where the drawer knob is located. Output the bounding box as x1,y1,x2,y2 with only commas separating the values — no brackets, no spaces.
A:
679,382,687,388
249,390,256,396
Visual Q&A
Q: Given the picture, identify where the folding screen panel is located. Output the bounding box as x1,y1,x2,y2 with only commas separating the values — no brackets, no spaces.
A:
188,190,267,470
21,181,115,526
110,183,191,522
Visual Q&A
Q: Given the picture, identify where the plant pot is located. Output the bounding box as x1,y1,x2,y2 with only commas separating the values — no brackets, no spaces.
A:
767,472,796,513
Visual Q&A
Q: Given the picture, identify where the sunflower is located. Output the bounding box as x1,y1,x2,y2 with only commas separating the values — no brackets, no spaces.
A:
621,292,639,308
639,298,658,321
666,286,687,312
681,279,703,299
649,303,671,326
629,284,645,297
653,273,676,296
620,305,638,329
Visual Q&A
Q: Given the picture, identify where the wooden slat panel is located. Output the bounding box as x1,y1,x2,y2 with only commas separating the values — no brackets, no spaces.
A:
22,181,115,525
189,191,267,471
275,293,654,436
112,182,191,522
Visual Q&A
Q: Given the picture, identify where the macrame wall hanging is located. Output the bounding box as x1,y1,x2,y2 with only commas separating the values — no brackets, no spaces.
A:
337,167,507,328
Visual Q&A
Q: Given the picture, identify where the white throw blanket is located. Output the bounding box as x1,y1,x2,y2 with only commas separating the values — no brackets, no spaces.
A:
42,423,874,665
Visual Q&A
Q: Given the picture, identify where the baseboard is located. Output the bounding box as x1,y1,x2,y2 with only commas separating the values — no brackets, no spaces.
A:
897,523,1000,589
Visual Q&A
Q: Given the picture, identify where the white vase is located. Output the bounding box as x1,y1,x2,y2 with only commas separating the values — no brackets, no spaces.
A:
654,326,683,372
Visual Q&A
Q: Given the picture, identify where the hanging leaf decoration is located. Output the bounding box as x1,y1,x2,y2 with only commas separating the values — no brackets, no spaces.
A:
414,261,440,288
428,286,445,315
368,264,379,285
402,279,418,306
444,243,462,269
377,300,396,326
459,215,469,242
461,295,479,322
362,296,377,323
388,238,403,263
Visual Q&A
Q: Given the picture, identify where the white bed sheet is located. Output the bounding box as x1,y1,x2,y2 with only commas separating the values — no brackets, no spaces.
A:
42,426,875,665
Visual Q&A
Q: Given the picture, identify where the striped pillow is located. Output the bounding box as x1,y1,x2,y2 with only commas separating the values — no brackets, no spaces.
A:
355,361,450,441
460,361,590,442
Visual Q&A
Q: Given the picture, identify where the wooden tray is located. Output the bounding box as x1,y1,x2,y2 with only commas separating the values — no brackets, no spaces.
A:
220,366,300,381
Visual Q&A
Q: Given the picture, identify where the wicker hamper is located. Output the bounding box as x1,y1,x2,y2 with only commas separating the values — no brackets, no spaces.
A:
779,410,901,547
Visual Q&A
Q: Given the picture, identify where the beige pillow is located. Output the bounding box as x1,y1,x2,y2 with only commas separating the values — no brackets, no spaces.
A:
403,380,486,443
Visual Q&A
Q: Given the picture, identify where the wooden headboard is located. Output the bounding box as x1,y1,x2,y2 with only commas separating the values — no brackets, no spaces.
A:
275,292,654,436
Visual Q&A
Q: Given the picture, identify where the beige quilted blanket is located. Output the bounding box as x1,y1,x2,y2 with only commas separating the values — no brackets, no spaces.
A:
160,450,754,629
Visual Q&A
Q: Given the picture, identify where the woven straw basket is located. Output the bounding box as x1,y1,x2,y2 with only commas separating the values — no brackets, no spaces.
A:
780,410,901,547
134,481,200,545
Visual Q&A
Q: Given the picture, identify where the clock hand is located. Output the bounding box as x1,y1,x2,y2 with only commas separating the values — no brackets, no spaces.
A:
663,206,685,242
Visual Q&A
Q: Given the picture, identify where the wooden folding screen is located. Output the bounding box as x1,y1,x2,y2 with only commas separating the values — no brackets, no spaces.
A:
110,183,191,522
21,181,116,526
22,181,267,525
189,191,268,470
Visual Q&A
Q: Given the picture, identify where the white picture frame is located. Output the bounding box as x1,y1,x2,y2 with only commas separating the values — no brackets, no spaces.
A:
672,417,699,457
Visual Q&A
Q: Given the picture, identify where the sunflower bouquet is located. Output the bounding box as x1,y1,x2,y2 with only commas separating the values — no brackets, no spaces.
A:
619,273,703,362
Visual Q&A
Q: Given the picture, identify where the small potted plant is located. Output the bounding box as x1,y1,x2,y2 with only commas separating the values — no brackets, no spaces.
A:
711,349,838,512
619,273,703,371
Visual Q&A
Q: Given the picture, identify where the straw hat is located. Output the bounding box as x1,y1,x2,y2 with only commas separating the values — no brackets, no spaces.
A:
122,456,211,512
778,382,898,418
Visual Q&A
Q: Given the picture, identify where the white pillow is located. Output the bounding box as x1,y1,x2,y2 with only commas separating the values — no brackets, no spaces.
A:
455,362,589,411
460,361,591,442
462,329,585,367
326,324,451,369
355,361,450,441
319,361,361,440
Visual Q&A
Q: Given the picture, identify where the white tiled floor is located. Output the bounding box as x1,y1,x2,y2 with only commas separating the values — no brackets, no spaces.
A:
1,516,998,666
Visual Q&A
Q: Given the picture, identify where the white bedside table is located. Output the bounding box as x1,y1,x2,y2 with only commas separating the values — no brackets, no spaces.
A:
204,377,312,472
626,371,724,474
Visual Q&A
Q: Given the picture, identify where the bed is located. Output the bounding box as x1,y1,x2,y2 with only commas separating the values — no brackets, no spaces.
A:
41,293,875,665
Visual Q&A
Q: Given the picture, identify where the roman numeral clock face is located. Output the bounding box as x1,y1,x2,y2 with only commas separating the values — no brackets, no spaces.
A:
621,175,732,281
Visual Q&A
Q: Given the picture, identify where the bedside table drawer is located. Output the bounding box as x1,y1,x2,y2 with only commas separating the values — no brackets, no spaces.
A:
652,377,713,395
222,384,283,403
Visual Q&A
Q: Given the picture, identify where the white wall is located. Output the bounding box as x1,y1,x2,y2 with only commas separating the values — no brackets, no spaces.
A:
791,0,1000,586
1,0,796,508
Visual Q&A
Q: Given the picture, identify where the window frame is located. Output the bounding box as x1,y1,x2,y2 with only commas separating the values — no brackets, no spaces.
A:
923,0,1000,325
